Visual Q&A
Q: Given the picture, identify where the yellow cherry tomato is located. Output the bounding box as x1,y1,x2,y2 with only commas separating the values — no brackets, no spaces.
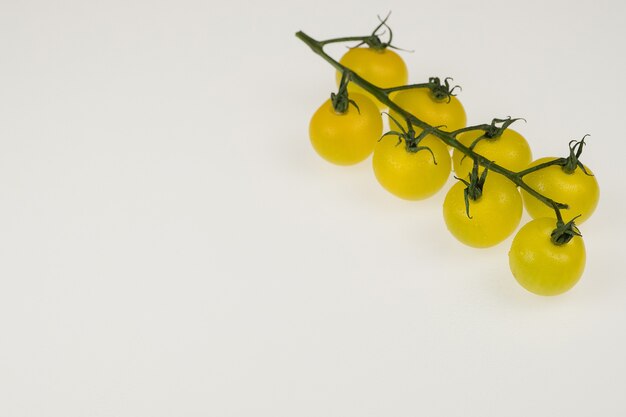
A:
388,88,466,133
521,157,599,224
337,47,408,109
372,135,451,200
509,218,586,296
309,93,382,165
443,172,522,248
453,129,532,180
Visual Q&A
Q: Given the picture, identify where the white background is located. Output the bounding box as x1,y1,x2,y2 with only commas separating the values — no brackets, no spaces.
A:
1,0,626,416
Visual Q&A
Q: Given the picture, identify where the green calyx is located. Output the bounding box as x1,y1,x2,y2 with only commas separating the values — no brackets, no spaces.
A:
351,12,407,52
561,135,592,175
454,159,489,219
331,71,360,114
482,117,525,139
381,113,437,163
551,215,582,245
428,77,461,102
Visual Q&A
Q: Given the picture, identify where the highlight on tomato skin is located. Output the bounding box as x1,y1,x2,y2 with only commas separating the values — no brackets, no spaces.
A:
308,93,382,166
508,217,586,296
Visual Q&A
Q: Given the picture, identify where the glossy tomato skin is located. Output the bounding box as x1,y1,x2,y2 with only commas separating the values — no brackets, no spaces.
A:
453,129,532,180
388,88,466,134
372,135,451,200
309,93,382,165
337,47,408,109
443,173,522,248
509,218,586,296
521,158,599,224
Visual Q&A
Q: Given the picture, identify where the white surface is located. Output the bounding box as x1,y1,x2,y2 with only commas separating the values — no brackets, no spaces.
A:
1,0,626,416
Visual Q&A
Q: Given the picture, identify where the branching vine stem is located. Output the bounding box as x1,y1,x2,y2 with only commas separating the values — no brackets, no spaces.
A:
383,83,433,93
320,36,372,46
295,31,568,215
517,158,566,177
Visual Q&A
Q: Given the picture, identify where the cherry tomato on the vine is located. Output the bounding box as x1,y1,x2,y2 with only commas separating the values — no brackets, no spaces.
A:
309,93,382,166
337,47,408,109
443,173,522,248
388,88,466,134
372,135,451,200
453,129,532,180
509,217,586,296
521,157,599,224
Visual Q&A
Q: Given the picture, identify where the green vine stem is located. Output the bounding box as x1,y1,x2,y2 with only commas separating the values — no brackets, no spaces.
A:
320,36,373,46
295,30,568,217
318,12,407,52
384,77,460,101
